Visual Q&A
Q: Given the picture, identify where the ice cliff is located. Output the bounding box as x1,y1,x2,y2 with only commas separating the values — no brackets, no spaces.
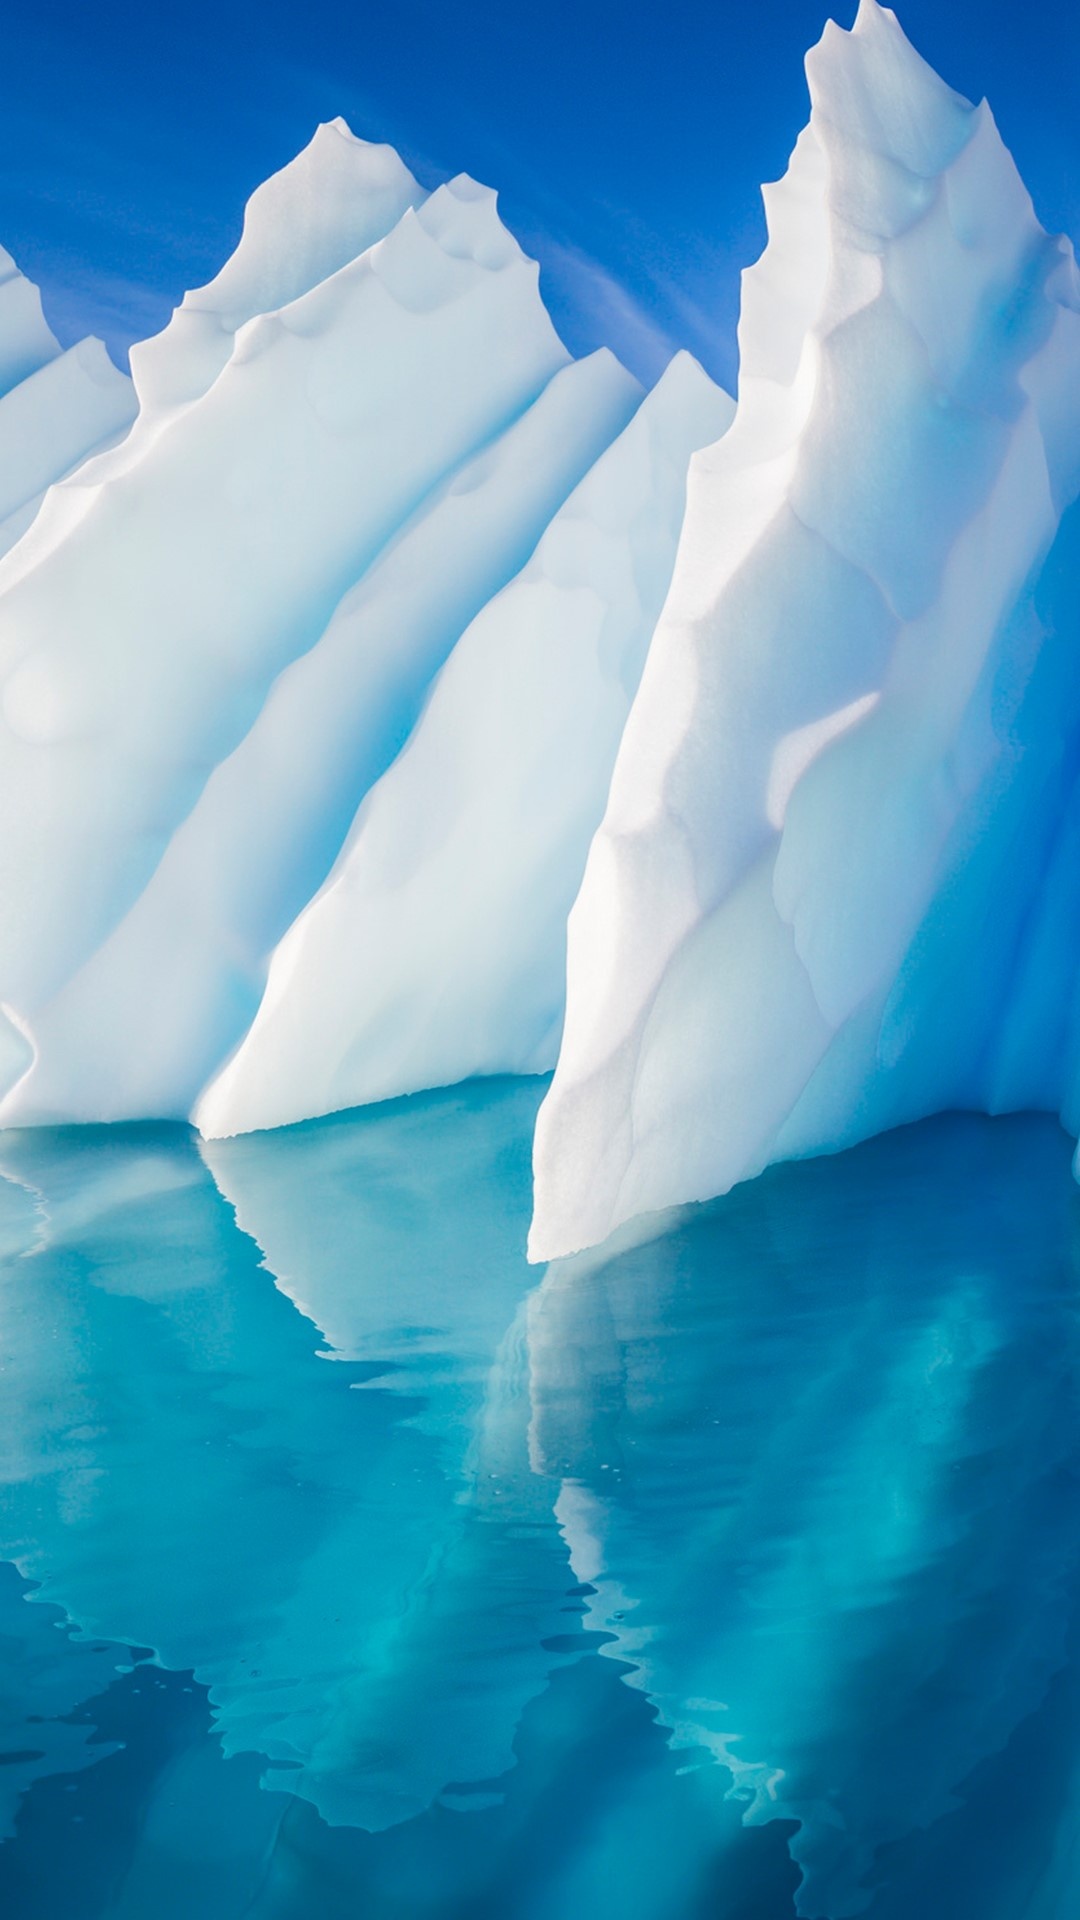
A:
531,0,1080,1255
4,2,1080,1260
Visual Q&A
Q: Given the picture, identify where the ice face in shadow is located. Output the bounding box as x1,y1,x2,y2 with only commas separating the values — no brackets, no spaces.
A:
0,1083,575,1833
530,0,1080,1257
528,1111,1080,1917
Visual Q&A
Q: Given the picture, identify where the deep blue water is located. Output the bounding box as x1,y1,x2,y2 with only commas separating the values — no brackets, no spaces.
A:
1,1080,1078,1919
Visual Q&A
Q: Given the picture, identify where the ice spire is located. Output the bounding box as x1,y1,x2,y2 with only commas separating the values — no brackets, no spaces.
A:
529,2,1080,1258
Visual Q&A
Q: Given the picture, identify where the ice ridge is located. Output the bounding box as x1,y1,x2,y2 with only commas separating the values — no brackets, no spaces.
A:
0,130,730,1140
529,0,1080,1256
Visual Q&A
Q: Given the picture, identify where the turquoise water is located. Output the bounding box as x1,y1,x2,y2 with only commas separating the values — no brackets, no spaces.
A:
1,1081,1078,1918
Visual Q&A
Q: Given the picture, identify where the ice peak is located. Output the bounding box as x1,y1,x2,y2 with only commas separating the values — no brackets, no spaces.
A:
320,113,367,143
808,0,974,186
850,0,900,39
642,349,734,449
67,335,123,388
129,121,424,415
443,172,498,204
189,117,425,327
412,176,526,274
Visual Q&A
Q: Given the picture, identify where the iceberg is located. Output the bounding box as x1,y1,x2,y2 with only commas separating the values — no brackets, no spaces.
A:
530,0,1080,1257
0,170,610,1122
2,0,1080,1265
0,121,728,1137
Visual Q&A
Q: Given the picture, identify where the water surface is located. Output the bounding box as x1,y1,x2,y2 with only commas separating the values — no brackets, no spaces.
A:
1,1082,1077,1917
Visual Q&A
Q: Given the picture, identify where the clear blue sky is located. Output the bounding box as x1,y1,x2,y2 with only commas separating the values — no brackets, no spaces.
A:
3,0,1078,392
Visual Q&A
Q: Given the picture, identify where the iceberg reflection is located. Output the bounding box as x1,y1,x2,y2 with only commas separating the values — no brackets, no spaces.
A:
0,1083,571,1836
529,1112,1080,1915
0,1091,1078,1918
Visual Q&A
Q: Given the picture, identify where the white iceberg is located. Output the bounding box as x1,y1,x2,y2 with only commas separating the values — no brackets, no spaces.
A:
530,0,1080,1257
0,172,568,1021
2,1,1080,1262
0,118,731,1139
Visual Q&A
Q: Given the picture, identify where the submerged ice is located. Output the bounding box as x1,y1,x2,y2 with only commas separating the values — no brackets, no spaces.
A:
2,0,1080,1254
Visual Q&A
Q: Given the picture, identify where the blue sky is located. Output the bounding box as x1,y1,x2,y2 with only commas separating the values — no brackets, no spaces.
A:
3,0,1078,392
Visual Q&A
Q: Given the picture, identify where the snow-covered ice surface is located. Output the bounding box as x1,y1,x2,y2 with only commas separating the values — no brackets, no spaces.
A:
10,348,643,1127
0,173,569,1040
4,0,1080,1265
530,0,1080,1257
0,124,729,1139
196,350,732,1136
128,119,426,423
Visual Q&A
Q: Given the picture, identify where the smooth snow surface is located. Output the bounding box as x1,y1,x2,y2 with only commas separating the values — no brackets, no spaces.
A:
530,0,1080,1257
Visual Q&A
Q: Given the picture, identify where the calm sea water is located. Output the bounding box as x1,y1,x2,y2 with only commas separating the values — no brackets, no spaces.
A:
1,1080,1078,1920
